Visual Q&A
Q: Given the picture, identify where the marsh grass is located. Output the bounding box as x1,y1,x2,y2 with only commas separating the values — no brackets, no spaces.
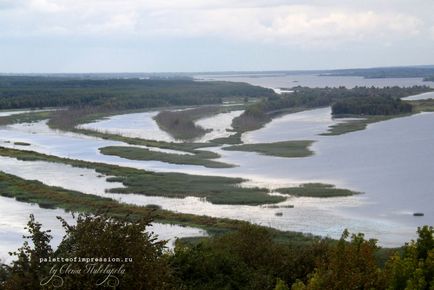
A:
277,183,360,197
0,147,285,205
223,140,314,158
99,146,234,168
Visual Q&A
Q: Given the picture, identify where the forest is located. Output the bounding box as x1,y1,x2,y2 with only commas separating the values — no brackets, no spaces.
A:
331,96,413,115
0,76,274,110
232,86,432,132
0,214,432,290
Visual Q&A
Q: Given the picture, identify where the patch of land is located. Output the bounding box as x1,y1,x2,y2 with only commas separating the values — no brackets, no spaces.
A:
99,146,234,168
277,183,361,197
323,99,434,136
0,171,318,244
321,115,406,136
0,147,285,205
409,99,434,112
223,140,314,158
0,110,53,126
154,106,221,140
231,86,432,134
209,132,242,145
13,142,31,146
0,76,274,111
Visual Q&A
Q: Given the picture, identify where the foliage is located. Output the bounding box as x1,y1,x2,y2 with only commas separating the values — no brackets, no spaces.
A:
154,106,220,140
0,212,433,289
1,213,173,290
383,226,434,290
331,96,412,115
0,77,274,110
170,224,327,290
232,86,431,133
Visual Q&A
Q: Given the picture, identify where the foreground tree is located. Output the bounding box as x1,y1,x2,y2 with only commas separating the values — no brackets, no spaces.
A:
292,230,386,290
1,213,173,290
384,226,434,290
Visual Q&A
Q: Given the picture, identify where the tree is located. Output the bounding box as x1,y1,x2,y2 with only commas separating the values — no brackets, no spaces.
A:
384,226,434,290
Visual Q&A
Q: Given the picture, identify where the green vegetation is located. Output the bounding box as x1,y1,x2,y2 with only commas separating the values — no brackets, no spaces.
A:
154,106,221,140
223,140,314,158
0,171,311,242
321,115,406,136
0,76,274,110
0,110,53,126
410,99,434,112
323,99,434,136
99,146,234,168
0,147,285,205
232,86,432,133
331,96,413,115
1,208,433,289
277,183,360,197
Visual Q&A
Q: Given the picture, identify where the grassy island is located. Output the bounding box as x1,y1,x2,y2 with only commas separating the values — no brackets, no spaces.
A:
223,140,314,158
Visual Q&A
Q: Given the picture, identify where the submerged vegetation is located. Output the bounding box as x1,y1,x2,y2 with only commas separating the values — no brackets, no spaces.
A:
223,140,314,158
99,145,234,168
277,183,361,198
0,147,285,205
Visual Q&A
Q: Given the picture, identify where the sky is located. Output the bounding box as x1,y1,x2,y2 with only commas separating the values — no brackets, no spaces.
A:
0,0,433,73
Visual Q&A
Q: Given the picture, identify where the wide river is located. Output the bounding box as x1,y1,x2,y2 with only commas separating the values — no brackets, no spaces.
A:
1,74,434,259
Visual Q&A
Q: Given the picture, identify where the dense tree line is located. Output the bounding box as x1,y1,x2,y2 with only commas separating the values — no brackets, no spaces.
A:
232,86,431,131
0,76,274,110
331,96,413,115
1,214,433,289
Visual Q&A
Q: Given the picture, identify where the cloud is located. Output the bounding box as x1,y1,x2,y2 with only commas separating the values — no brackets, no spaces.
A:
0,0,431,48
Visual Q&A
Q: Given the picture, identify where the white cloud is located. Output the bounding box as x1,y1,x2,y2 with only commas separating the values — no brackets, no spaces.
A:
0,0,432,48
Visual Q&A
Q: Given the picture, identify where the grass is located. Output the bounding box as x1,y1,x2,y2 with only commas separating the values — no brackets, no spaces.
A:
0,147,286,205
0,110,53,126
223,140,314,158
321,115,409,136
409,99,434,112
0,171,318,245
276,183,361,197
99,146,234,168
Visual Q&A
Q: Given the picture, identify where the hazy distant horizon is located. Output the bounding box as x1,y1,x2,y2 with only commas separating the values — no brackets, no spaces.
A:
1,64,434,75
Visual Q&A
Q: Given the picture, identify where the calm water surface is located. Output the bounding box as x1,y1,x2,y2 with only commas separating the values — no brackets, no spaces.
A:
1,76,434,249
